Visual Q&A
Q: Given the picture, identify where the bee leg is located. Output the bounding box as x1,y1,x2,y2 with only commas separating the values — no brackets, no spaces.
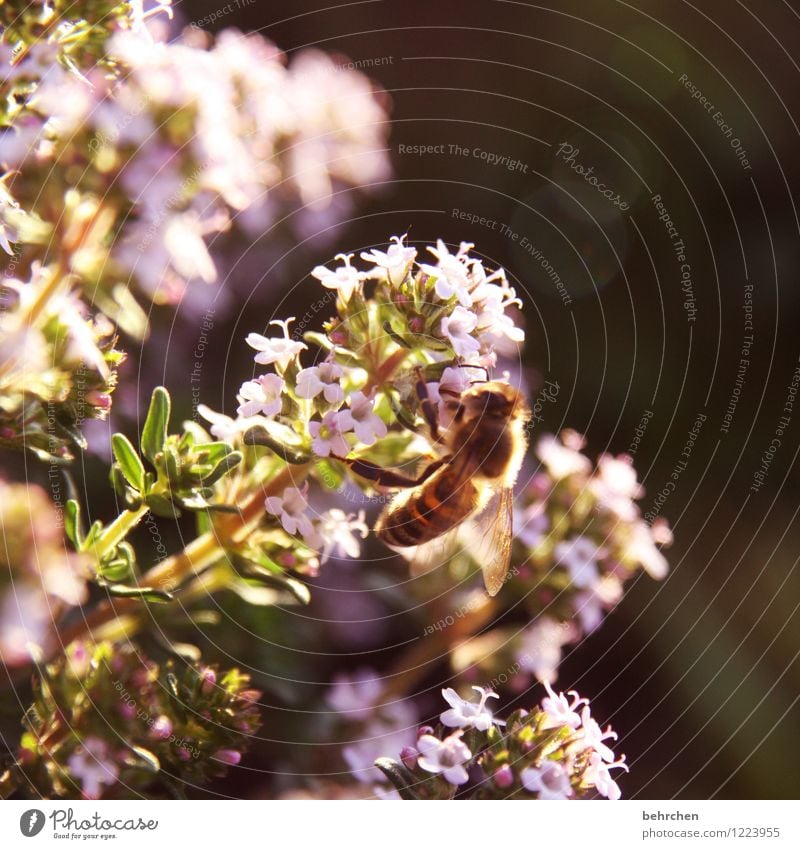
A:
335,454,452,489
413,367,442,443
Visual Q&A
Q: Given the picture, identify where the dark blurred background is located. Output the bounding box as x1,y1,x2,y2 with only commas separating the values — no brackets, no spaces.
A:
16,0,800,799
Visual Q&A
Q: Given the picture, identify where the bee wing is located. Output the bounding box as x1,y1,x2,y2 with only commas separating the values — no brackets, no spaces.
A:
465,487,514,596
401,525,464,577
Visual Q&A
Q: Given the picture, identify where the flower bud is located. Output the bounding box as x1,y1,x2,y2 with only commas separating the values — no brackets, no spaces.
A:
494,764,514,789
400,746,418,769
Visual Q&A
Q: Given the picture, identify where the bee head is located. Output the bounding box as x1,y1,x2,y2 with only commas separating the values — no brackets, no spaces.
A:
461,382,522,422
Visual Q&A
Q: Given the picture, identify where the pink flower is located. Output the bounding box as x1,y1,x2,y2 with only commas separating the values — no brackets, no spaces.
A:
536,432,592,479
439,306,480,358
440,686,503,732
555,536,604,590
295,362,344,404
360,234,417,286
236,373,284,417
339,391,387,446
309,410,353,457
421,239,474,307
416,731,472,785
246,318,307,370
67,738,119,799
540,681,587,730
312,253,366,302
520,760,573,800
265,485,315,540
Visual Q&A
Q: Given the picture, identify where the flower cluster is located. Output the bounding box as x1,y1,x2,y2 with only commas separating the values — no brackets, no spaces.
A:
0,263,123,459
200,234,525,568
0,10,390,317
326,668,417,794
452,430,671,684
0,481,90,666
2,641,262,799
377,683,627,800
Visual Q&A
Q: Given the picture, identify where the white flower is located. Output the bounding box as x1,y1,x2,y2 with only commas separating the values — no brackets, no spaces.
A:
340,391,387,446
520,760,573,800
416,731,472,786
309,410,352,457
265,485,315,540
327,668,383,719
295,361,345,404
197,404,256,441
421,239,474,306
516,501,549,548
625,520,669,579
574,575,623,633
246,318,307,370
440,686,503,732
67,737,120,800
516,617,579,682
540,681,587,730
536,432,592,480
316,509,369,563
342,700,417,784
0,585,50,667
312,252,366,302
577,705,618,763
585,751,627,800
555,536,604,590
590,454,642,520
236,373,284,417
360,234,417,286
440,305,480,358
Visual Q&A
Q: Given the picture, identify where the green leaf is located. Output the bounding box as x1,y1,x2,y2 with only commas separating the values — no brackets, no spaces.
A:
145,492,182,519
241,568,311,605
111,433,146,492
198,450,242,486
141,387,171,464
243,425,311,464
105,585,174,603
64,499,83,548
374,758,421,799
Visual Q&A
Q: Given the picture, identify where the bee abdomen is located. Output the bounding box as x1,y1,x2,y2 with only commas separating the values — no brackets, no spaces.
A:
377,477,478,548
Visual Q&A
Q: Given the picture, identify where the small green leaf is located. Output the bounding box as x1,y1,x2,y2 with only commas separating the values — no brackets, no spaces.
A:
374,758,421,799
146,493,182,519
243,425,311,464
64,499,83,548
198,450,242,486
105,585,174,603
141,386,171,464
111,433,146,492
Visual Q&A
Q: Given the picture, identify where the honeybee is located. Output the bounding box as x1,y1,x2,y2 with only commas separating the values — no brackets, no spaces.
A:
345,379,529,596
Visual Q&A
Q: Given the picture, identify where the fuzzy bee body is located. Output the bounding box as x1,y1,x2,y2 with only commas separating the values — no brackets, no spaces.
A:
374,381,529,594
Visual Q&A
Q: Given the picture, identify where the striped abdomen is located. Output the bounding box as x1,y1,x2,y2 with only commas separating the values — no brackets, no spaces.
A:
376,467,479,548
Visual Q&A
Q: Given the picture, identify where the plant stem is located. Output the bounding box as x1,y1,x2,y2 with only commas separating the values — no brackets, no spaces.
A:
57,462,313,648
